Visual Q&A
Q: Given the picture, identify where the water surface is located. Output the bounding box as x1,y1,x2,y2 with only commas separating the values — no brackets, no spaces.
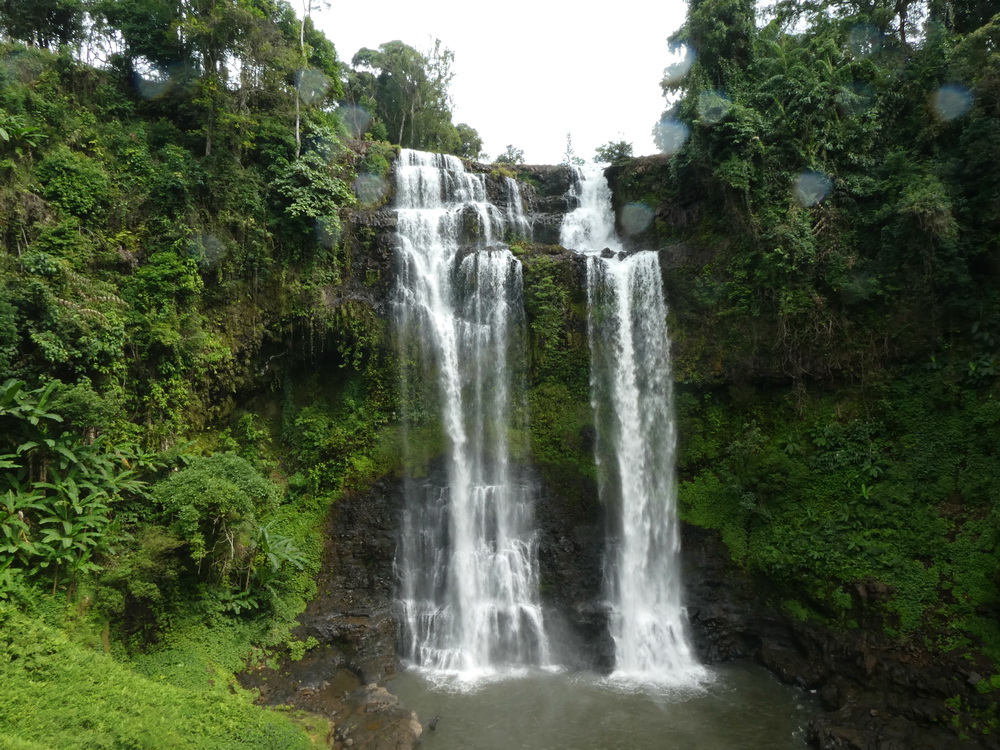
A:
390,662,815,750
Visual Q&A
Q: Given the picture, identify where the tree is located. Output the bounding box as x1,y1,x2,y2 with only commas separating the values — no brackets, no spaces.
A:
561,132,585,166
455,123,484,160
0,0,83,49
595,140,634,164
494,144,525,165
672,0,756,86
93,0,188,75
349,39,464,153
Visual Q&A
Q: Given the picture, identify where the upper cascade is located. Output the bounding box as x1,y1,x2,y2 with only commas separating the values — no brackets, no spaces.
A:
393,149,530,242
560,165,707,686
559,166,622,256
392,149,550,682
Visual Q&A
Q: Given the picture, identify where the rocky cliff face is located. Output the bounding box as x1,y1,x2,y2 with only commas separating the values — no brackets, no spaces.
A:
683,525,997,750
247,154,997,750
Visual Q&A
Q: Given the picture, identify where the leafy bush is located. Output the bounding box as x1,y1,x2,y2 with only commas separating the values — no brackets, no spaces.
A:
35,146,110,219
153,453,280,586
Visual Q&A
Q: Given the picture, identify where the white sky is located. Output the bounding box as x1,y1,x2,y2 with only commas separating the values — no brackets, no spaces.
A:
314,0,688,165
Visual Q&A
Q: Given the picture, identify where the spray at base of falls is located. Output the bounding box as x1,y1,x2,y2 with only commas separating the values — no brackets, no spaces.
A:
392,150,550,682
561,166,707,687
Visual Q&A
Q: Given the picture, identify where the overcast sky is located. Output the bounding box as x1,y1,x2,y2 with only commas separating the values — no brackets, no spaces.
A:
314,0,688,165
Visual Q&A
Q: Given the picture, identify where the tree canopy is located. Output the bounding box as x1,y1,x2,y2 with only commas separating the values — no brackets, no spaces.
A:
346,38,481,157
654,0,1000,368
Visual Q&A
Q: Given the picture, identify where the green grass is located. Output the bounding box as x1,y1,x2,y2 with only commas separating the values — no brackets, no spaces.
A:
0,608,321,749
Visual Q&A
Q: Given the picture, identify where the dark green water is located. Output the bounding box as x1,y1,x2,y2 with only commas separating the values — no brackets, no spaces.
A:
390,662,815,750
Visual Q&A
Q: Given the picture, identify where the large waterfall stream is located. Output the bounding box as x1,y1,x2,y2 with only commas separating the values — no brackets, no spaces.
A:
393,150,549,678
560,168,704,684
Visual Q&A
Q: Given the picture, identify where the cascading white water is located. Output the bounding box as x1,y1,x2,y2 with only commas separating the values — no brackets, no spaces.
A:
393,149,549,680
560,167,705,685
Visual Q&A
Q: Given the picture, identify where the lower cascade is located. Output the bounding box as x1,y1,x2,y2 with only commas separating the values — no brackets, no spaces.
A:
392,149,550,678
561,167,705,684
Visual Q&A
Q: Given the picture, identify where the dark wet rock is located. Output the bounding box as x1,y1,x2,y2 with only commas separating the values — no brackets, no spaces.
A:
238,479,414,749
513,164,577,246
682,524,998,750
534,472,613,672
295,478,403,684
529,213,568,246
331,683,422,750
341,207,398,317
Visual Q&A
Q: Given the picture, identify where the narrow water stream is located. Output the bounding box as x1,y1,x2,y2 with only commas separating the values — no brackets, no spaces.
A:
390,663,815,750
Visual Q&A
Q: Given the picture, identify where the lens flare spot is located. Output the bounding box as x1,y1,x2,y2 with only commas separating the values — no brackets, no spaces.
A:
190,234,225,267
316,216,341,249
794,171,832,207
697,91,732,124
653,119,689,156
3,51,45,84
847,25,882,57
621,203,654,236
354,173,389,206
135,73,171,100
296,68,330,106
340,104,374,137
662,46,695,88
932,85,972,121
836,82,874,118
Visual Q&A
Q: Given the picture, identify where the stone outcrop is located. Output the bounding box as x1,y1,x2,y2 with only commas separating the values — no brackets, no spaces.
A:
512,163,578,245
238,478,411,750
683,524,999,750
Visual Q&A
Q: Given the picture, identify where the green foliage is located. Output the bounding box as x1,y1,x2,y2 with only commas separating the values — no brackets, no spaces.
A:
0,379,146,593
0,6,383,743
152,453,281,587
522,255,595,496
455,122,484,160
280,369,394,495
0,0,83,48
0,608,317,749
561,133,585,166
675,369,1000,654
35,146,111,220
273,120,355,249
347,38,471,155
594,139,633,164
629,0,1000,385
358,140,393,179
494,144,525,165
523,255,589,389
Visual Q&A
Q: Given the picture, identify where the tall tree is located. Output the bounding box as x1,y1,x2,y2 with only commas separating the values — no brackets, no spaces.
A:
348,38,469,154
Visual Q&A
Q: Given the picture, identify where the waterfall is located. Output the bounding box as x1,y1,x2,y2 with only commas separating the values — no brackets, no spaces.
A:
560,167,705,685
392,149,549,680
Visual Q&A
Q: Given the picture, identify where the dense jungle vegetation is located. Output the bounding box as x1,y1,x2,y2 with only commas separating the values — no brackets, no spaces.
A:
0,1,479,746
1,0,1000,745
605,0,1000,737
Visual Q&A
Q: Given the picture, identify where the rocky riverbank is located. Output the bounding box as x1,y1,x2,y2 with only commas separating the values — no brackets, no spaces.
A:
683,524,998,750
